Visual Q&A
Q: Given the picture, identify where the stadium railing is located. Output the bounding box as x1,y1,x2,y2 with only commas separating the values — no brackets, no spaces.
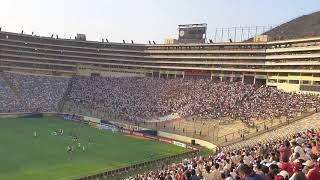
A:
76,150,199,180
217,109,317,147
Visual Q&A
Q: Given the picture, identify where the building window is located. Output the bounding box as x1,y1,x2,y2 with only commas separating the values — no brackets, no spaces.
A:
301,80,311,85
289,73,300,76
279,73,288,76
289,80,299,84
278,79,287,83
268,72,278,76
301,73,313,76
268,79,277,83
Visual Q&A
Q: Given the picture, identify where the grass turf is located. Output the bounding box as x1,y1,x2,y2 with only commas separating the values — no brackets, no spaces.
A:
0,117,189,180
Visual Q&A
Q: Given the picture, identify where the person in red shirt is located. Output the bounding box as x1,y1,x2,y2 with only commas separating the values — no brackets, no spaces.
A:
304,160,320,180
280,162,293,176
290,162,306,180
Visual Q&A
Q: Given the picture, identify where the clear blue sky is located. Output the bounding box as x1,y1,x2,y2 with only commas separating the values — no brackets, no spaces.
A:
0,0,319,43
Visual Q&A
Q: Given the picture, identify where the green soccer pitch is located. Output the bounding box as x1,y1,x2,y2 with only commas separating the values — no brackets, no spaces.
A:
0,117,189,180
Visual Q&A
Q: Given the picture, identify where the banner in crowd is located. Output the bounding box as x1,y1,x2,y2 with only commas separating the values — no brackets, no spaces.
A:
100,123,120,133
121,129,131,135
173,141,187,148
159,138,173,144
132,132,144,137
63,114,82,122
83,116,101,123
88,121,101,129
63,114,119,133
143,134,159,141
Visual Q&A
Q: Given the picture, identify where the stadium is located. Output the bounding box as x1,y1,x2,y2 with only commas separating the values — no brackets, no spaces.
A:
1,3,320,180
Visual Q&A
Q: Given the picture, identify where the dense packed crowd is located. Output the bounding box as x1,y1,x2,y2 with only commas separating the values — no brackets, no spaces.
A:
68,76,320,122
0,77,18,112
127,128,320,180
0,72,69,112
0,73,319,122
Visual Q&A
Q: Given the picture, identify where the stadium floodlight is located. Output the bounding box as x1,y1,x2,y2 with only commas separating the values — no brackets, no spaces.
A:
153,41,156,45
131,40,134,44
123,40,125,44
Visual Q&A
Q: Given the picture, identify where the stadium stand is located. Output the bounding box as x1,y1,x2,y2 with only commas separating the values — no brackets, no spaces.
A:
0,72,69,112
127,125,320,180
1,28,320,95
1,14,320,178
65,76,320,125
0,75,18,112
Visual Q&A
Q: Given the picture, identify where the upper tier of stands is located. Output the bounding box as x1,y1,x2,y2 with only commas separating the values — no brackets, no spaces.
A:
1,31,320,76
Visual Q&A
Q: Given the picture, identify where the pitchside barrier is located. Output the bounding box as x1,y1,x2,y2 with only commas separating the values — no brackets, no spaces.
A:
0,112,57,118
157,130,217,151
217,109,317,147
61,114,200,180
76,150,199,180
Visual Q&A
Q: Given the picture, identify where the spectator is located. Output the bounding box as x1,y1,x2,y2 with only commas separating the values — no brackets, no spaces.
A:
237,164,264,180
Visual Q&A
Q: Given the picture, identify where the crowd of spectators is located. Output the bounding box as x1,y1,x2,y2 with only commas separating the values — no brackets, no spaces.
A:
0,77,18,112
127,128,320,180
0,73,320,124
1,73,320,180
68,76,320,123
0,72,69,112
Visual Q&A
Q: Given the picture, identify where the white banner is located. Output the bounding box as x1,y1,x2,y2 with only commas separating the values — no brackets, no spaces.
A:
173,141,186,148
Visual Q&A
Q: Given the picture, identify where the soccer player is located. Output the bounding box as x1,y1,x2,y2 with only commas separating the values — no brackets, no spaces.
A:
33,131,37,137
82,146,85,152
52,130,58,136
78,142,81,148
60,129,64,136
73,135,78,142
67,145,72,153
